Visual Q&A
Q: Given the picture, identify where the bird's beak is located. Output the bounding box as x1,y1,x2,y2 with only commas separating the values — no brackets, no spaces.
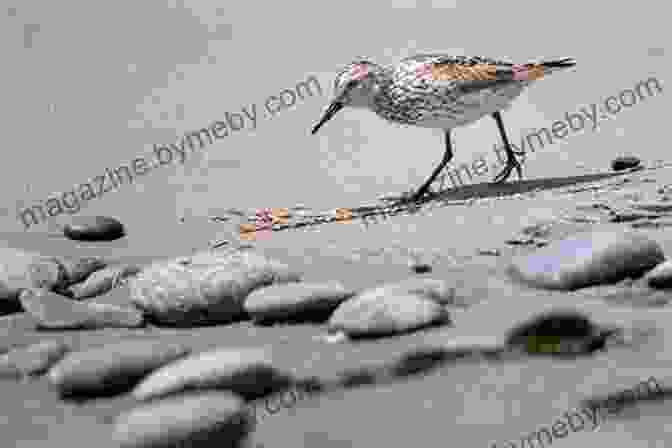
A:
311,99,345,135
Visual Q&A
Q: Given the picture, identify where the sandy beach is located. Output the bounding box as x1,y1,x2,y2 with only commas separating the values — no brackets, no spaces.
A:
2,1,672,447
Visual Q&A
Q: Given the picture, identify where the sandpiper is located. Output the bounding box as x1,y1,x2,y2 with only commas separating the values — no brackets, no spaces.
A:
311,54,576,202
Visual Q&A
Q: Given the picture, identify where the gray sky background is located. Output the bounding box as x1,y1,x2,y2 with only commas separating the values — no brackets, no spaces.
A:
1,1,669,240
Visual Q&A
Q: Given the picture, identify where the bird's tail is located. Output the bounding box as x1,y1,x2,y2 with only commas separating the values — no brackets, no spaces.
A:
538,57,576,68
514,58,575,81
537,57,576,71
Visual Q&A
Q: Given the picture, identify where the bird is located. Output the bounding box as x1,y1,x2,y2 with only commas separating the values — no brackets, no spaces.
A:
311,54,576,202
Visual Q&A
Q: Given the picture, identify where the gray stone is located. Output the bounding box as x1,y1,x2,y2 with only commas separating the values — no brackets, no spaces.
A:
422,292,656,358
507,230,664,290
643,260,672,289
358,278,458,306
0,248,108,314
504,310,611,356
68,264,141,299
129,248,301,326
19,288,144,330
132,347,293,401
113,391,251,448
0,248,62,314
244,281,355,323
329,292,451,338
611,156,641,171
48,340,190,398
410,262,432,274
55,256,108,286
63,216,125,241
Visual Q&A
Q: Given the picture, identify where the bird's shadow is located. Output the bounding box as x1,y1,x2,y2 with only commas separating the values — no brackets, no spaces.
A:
428,171,629,202
354,170,637,224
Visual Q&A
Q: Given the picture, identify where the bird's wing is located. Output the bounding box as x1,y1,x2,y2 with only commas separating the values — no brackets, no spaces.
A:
394,54,531,96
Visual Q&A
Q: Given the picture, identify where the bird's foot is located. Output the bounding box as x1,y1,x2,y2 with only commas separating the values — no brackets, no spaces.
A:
493,163,512,184
493,156,523,184
410,192,426,203
411,185,437,203
399,191,422,205
391,188,429,206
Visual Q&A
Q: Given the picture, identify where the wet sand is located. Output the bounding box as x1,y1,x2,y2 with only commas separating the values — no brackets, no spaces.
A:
2,165,672,447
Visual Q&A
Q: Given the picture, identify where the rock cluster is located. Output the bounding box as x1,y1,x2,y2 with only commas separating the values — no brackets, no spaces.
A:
2,222,672,446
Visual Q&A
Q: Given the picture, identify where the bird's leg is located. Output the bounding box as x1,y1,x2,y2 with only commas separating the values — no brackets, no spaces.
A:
492,111,523,184
410,130,454,202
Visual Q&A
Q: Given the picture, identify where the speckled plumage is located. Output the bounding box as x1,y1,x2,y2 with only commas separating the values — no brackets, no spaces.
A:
336,55,548,129
313,53,575,199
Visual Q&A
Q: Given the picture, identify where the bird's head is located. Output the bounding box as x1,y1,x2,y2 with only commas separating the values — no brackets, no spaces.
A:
311,59,382,135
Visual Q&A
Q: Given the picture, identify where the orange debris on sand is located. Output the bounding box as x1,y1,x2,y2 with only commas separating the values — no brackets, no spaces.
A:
334,208,353,221
239,223,257,233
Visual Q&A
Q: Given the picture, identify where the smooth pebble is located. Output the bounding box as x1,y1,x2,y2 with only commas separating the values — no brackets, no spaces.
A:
132,347,293,401
48,340,190,398
113,391,251,448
